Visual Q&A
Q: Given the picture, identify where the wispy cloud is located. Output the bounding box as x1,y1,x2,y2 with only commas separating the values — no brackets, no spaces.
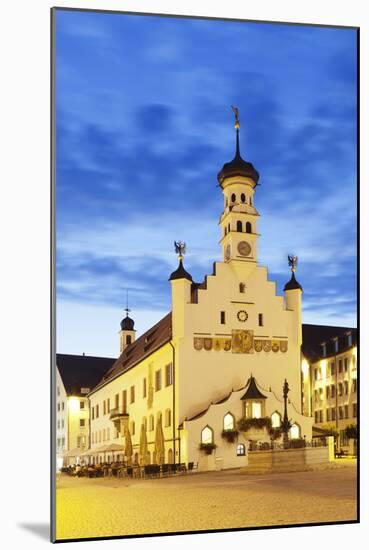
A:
55,11,357,355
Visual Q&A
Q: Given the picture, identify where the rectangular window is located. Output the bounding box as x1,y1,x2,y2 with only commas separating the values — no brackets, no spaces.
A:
251,402,262,418
80,419,85,427
331,385,336,398
326,409,330,422
80,400,85,409
319,388,323,400
258,313,263,327
107,398,110,413
338,359,343,373
61,419,64,429
331,408,336,420
344,381,348,395
330,362,335,376
115,394,119,409
344,405,349,419
314,369,318,381
348,333,352,347
92,407,95,420
165,363,173,386
130,385,135,403
165,409,172,427
334,339,339,353
314,411,318,423
57,420,60,429
353,403,357,418
122,390,127,412
57,403,60,412
338,383,343,396
326,386,330,399
143,378,147,398
220,311,225,324
62,402,65,411
155,370,162,392
96,404,99,418
103,400,106,415
344,358,348,372
339,406,344,420
131,421,135,436
319,410,323,423
107,427,110,441
352,379,357,393
314,389,319,403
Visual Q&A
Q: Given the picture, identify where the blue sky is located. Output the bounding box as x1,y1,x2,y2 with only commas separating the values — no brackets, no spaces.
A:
55,10,357,357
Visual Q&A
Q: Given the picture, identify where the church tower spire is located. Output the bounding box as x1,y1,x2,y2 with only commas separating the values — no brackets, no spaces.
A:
218,107,260,265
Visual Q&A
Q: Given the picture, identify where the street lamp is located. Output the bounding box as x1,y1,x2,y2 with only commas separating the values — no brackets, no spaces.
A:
281,379,291,448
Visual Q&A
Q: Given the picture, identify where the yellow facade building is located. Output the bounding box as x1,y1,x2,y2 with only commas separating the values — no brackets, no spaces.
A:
301,327,357,453
87,117,315,471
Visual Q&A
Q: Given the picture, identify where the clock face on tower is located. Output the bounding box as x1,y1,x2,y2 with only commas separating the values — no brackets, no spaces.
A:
237,241,251,257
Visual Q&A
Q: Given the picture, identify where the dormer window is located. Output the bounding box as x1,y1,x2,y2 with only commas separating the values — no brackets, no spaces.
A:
321,343,326,357
347,332,353,347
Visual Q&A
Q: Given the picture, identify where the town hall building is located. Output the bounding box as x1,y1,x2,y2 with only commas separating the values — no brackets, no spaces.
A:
86,111,315,471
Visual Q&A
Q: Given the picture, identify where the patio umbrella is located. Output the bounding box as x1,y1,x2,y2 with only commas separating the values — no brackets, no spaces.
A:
155,412,165,465
139,423,148,466
124,426,133,466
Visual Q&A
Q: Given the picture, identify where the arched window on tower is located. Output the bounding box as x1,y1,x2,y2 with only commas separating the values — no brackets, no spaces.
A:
237,221,243,232
224,227,227,237
228,223,231,233
231,193,236,203
241,193,246,203
239,283,245,293
246,222,252,233
250,196,253,206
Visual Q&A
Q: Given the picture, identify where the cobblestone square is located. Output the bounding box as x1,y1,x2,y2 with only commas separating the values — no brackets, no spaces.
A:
56,461,357,541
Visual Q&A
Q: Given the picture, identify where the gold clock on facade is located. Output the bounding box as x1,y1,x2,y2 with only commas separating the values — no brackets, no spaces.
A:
237,310,248,322
237,241,251,256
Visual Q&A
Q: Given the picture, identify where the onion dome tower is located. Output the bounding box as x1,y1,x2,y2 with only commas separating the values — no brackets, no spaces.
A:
119,297,136,354
218,106,260,265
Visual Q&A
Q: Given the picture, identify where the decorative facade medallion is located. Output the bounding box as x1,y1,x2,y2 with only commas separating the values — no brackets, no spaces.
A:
193,337,203,351
237,310,248,322
231,330,254,354
254,339,263,352
224,339,232,351
262,340,272,352
280,340,288,353
272,340,280,353
203,338,213,351
213,338,223,351
237,241,252,257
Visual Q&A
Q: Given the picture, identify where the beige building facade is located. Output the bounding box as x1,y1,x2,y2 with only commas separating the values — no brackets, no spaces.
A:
87,119,314,471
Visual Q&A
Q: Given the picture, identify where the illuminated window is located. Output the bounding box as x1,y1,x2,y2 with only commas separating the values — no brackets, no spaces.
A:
223,413,235,431
290,424,300,439
237,220,242,232
271,411,281,428
62,402,65,411
241,193,246,203
237,444,246,456
252,402,262,418
201,426,214,445
246,221,252,233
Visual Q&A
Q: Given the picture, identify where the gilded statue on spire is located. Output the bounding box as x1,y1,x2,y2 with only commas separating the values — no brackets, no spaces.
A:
231,105,240,129
288,255,298,273
174,241,186,259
